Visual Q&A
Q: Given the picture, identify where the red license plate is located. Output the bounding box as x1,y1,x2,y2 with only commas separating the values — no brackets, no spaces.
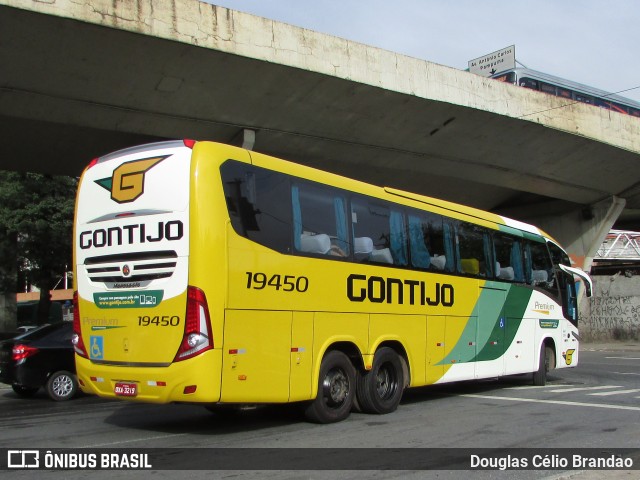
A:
114,382,138,397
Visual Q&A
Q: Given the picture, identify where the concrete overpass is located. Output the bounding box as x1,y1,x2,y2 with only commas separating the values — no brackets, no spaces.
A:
2,0,640,271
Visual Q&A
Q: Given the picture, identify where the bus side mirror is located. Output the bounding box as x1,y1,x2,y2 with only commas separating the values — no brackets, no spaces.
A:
558,264,593,298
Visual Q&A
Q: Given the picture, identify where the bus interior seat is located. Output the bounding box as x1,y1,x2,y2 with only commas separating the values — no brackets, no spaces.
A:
370,248,394,264
430,255,446,270
461,258,479,275
498,266,515,281
300,233,331,254
354,236,374,260
532,269,548,283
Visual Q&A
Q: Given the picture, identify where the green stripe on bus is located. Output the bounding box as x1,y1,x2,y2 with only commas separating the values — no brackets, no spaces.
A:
437,284,533,365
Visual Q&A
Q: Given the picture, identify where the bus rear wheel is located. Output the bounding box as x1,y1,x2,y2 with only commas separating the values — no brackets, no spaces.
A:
304,350,355,424
533,344,555,386
356,347,404,414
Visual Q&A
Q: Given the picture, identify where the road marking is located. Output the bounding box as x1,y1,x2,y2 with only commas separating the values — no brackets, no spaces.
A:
461,393,640,412
613,372,640,376
503,384,572,390
588,388,640,396
547,385,622,393
605,356,640,360
88,433,188,448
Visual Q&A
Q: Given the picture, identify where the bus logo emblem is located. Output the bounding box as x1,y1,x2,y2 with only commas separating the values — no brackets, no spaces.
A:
95,155,168,203
122,264,131,277
563,349,575,365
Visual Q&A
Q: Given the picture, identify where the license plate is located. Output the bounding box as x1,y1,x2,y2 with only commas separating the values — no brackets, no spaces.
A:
114,382,138,397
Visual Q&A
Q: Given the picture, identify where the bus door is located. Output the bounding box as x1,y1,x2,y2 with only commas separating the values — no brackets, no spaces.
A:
426,315,445,384
475,285,507,378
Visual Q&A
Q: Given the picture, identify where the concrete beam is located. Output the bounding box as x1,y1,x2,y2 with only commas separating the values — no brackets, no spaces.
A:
2,0,640,240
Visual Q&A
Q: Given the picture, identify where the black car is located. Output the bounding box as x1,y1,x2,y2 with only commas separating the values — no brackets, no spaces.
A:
0,322,78,401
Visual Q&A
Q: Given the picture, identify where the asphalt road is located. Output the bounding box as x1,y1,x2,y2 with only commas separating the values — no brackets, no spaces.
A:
1,344,639,480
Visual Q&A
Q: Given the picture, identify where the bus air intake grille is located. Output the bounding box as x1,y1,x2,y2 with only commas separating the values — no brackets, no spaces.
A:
84,250,178,284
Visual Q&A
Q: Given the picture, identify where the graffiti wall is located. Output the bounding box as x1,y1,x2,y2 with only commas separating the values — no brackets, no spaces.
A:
580,274,640,341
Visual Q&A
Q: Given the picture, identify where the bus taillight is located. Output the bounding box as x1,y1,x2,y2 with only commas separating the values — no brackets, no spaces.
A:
85,158,99,170
174,286,213,361
71,291,88,358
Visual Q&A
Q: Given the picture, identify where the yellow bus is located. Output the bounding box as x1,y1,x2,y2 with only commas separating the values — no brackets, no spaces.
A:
73,140,592,423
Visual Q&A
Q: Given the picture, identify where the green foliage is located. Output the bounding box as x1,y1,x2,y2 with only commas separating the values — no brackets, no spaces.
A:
0,171,77,293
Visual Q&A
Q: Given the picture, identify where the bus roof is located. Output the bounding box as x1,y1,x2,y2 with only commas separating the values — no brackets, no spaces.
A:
492,67,640,109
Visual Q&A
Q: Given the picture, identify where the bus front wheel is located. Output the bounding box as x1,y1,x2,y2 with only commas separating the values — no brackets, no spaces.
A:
533,344,555,386
356,347,404,414
304,350,355,424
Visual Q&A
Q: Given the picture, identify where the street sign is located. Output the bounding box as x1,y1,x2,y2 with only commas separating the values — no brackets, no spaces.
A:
468,45,515,77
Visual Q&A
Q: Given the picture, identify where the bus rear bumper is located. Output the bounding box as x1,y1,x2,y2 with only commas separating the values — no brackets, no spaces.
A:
76,349,222,404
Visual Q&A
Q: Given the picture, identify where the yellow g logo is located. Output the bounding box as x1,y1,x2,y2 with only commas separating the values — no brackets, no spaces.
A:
96,156,167,203
563,349,575,365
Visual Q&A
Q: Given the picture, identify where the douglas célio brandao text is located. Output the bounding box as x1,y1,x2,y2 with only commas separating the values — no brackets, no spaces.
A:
470,453,634,470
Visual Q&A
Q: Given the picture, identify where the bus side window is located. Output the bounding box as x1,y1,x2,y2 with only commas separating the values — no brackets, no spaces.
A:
221,160,292,254
611,103,629,114
292,183,350,258
547,241,578,323
407,211,448,271
455,223,492,278
528,241,557,297
539,82,556,96
574,92,594,104
519,77,538,90
494,234,524,282
351,198,407,266
557,87,572,99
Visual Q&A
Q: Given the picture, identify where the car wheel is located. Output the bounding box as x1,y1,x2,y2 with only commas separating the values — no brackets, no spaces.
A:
12,384,39,397
46,371,78,401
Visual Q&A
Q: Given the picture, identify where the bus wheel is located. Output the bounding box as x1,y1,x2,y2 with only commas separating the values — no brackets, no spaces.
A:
304,350,355,423
533,345,555,386
356,347,404,414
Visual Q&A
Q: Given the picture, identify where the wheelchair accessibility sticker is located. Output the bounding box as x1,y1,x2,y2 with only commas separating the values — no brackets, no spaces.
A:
90,336,104,360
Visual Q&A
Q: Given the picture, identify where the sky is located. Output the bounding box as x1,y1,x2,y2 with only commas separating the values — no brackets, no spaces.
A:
208,0,640,102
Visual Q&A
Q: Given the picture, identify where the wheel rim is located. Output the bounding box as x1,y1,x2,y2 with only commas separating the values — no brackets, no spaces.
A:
52,375,73,398
375,363,399,400
323,367,349,407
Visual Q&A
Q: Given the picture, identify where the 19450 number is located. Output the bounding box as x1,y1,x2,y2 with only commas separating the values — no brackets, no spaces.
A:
138,316,180,326
245,272,309,292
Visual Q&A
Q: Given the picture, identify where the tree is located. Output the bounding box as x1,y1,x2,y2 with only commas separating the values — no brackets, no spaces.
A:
0,171,77,327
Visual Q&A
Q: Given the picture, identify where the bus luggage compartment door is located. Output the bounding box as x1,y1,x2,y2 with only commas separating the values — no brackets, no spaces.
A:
221,310,292,403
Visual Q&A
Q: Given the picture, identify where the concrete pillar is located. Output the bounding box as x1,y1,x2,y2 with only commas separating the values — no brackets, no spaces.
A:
534,196,626,271
230,129,256,151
